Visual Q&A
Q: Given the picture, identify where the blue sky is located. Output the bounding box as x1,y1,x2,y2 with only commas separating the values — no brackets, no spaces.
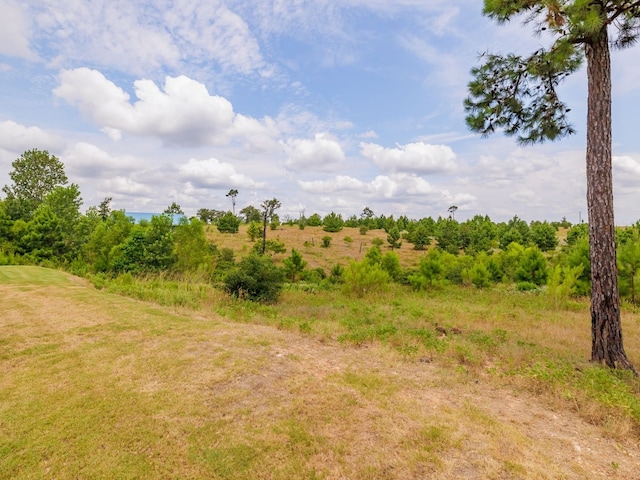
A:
1,0,639,224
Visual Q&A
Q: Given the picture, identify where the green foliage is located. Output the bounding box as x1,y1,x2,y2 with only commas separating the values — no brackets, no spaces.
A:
515,246,548,286
223,253,284,302
247,221,261,242
283,248,307,282
2,149,69,220
409,224,431,250
364,245,382,266
306,213,322,227
408,249,444,290
322,212,344,232
547,264,584,308
217,211,241,234
386,226,402,250
173,218,212,273
18,205,65,262
530,221,559,252
435,218,460,255
566,236,591,295
381,251,403,282
239,205,261,223
342,259,391,298
269,213,280,230
321,236,332,248
252,238,286,255
618,231,640,303
163,202,184,215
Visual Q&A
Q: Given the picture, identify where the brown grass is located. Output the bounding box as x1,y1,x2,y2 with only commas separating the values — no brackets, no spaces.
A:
2,266,640,479
206,224,427,271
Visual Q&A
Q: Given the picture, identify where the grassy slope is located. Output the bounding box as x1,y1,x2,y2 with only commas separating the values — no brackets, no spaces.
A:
2,266,640,479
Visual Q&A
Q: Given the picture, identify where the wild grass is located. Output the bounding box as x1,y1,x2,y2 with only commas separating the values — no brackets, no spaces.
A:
2,265,640,479
87,265,640,439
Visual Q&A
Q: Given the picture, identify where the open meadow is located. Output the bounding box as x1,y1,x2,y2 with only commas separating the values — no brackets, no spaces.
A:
2,265,640,479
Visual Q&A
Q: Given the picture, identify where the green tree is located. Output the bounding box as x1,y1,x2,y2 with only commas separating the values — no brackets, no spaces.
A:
217,211,240,234
386,226,402,250
19,205,65,261
173,218,212,272
239,205,261,223
531,221,559,252
306,213,322,227
98,197,112,221
163,202,184,215
247,221,261,242
515,247,549,287
464,1,638,370
260,198,281,255
409,224,431,250
283,248,307,282
84,210,133,272
2,149,68,220
408,249,444,290
322,212,344,232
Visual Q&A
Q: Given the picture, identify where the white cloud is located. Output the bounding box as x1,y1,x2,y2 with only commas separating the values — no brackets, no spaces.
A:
62,143,145,178
178,157,263,189
282,133,346,171
360,141,457,174
298,173,436,199
100,176,153,197
0,121,65,152
54,68,278,148
28,0,266,77
0,1,36,60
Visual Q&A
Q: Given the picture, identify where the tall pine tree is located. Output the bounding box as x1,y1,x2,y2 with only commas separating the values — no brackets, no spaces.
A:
465,1,640,372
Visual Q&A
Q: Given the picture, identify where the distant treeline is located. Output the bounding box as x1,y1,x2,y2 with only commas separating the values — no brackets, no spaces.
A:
2,148,640,305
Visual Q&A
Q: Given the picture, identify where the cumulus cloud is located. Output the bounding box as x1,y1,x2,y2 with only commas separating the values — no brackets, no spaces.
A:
54,68,278,148
298,173,436,199
62,143,146,178
360,141,457,174
0,120,65,152
282,133,346,171
178,157,263,189
100,176,154,197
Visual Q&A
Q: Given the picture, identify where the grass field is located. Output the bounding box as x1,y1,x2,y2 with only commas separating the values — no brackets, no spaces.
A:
2,265,640,479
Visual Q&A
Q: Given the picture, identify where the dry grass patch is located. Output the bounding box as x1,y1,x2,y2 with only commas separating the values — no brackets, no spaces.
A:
2,266,640,479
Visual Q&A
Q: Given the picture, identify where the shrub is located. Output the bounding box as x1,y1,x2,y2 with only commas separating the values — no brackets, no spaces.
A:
223,253,284,303
322,212,344,232
342,259,391,298
217,211,240,234
321,236,332,248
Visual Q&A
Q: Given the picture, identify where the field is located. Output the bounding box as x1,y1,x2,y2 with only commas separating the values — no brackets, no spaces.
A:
205,224,429,271
2,264,640,479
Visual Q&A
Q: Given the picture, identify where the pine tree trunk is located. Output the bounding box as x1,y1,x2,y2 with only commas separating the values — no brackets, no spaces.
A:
585,26,635,372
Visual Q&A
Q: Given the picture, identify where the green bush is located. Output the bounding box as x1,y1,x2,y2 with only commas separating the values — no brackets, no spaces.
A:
342,260,391,298
321,236,332,248
223,253,285,303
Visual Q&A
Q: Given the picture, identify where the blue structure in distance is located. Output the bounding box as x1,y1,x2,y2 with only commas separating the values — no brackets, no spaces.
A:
125,212,187,226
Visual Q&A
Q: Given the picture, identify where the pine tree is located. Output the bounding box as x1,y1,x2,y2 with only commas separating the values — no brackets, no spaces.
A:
464,1,640,372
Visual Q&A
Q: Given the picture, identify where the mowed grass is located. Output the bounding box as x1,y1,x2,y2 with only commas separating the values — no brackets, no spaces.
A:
2,266,640,479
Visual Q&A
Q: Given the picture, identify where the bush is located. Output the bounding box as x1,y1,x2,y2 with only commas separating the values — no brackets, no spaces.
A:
342,260,391,298
217,211,240,233
321,236,332,248
223,253,284,303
